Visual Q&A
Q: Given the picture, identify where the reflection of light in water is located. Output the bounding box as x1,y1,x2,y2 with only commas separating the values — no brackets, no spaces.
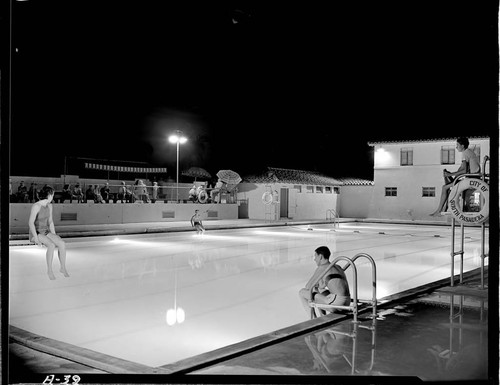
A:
376,283,391,299
197,233,250,242
10,247,45,256
109,237,171,247
252,230,314,237
166,307,185,326
165,259,185,326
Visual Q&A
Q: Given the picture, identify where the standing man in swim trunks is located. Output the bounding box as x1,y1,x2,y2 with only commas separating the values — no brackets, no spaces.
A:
190,209,206,235
28,185,69,280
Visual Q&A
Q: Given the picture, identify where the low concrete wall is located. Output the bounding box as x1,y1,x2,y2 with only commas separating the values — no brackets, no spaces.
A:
10,203,238,233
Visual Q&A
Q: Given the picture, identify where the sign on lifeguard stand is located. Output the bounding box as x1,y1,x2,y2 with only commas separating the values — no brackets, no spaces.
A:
448,178,489,225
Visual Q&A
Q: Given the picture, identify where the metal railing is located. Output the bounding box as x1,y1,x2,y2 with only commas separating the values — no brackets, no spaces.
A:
326,209,339,228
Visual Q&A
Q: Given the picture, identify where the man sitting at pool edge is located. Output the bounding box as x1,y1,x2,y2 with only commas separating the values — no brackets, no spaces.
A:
299,246,351,317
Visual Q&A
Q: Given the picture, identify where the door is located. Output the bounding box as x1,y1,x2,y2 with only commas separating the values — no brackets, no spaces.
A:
280,188,289,218
288,188,297,219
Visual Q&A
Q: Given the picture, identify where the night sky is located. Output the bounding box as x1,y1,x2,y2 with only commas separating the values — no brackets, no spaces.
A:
8,1,498,181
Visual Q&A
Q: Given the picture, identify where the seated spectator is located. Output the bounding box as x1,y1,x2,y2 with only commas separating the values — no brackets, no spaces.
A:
28,182,39,203
134,180,150,203
71,183,84,203
100,182,111,203
118,181,134,203
17,181,28,203
94,184,105,203
152,181,159,203
188,184,197,202
85,185,96,202
210,178,225,203
62,184,72,202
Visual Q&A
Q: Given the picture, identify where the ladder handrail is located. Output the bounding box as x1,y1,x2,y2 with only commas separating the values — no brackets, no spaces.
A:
351,253,378,319
326,209,339,227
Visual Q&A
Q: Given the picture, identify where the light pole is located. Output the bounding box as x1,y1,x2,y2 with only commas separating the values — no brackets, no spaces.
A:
168,131,187,203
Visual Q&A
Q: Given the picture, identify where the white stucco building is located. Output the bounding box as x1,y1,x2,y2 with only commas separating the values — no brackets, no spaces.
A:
367,137,490,221
236,167,343,221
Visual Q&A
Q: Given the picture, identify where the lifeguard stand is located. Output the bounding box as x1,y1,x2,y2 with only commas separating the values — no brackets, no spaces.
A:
448,156,489,289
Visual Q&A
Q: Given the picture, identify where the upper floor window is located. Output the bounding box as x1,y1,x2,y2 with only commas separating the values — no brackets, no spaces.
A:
400,147,413,166
441,145,455,164
422,187,435,197
385,187,397,197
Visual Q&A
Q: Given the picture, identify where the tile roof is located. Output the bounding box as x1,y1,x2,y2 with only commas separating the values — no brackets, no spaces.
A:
242,167,343,186
335,178,374,186
367,136,490,145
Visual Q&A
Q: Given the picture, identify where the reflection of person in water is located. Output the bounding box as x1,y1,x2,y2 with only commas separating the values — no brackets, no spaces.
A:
305,329,350,372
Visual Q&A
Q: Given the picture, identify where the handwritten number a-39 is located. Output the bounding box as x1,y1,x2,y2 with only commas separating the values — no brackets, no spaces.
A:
43,375,81,384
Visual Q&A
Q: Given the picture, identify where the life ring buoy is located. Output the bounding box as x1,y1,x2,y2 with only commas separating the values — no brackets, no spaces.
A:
262,191,273,205
198,190,208,204
448,178,489,224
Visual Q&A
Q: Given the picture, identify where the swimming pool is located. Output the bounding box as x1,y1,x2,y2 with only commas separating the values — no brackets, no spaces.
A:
9,222,488,368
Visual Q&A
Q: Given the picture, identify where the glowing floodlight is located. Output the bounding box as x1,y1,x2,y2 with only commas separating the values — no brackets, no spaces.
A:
375,146,390,164
168,130,188,202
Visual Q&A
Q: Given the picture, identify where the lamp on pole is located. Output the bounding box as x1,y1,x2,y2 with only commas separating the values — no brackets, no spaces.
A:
168,130,187,203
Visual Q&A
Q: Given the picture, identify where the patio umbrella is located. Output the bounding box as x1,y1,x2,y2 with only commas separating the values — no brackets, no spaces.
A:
216,169,242,185
182,167,212,181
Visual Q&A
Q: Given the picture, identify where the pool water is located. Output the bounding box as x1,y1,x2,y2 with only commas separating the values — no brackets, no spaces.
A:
195,292,489,380
9,223,488,367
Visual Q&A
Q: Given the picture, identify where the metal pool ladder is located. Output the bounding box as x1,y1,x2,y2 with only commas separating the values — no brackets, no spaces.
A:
326,209,339,228
308,253,377,323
